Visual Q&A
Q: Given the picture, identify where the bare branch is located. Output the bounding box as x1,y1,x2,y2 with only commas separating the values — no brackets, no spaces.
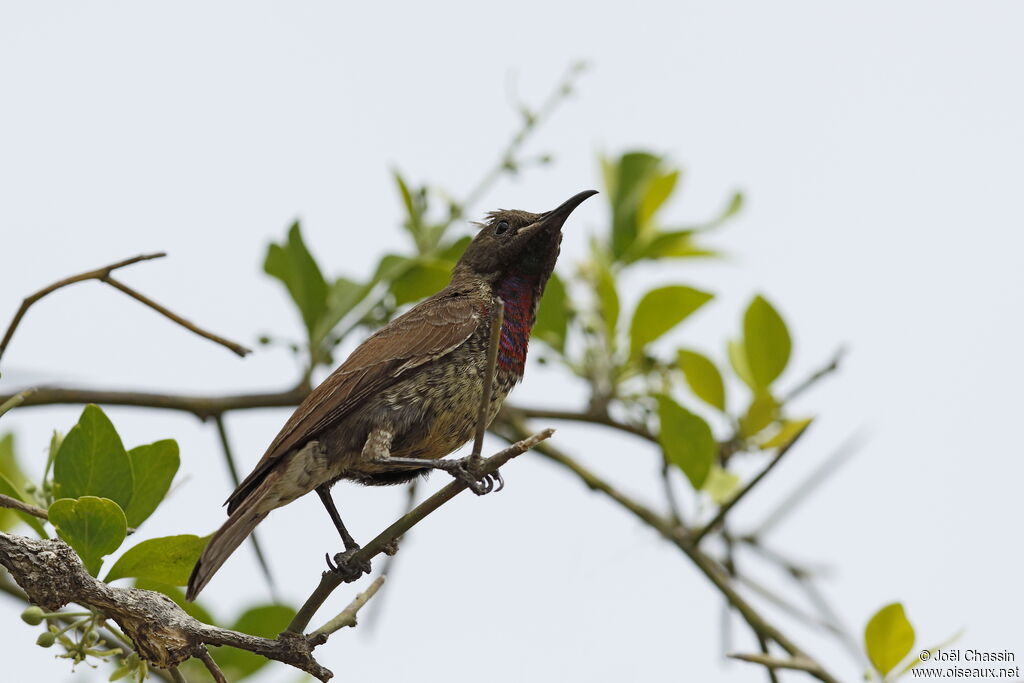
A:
0,253,250,367
286,429,554,635
494,418,841,683
309,576,386,639
780,347,845,404
503,405,656,442
728,652,833,677
0,385,308,420
196,647,227,683
0,493,49,521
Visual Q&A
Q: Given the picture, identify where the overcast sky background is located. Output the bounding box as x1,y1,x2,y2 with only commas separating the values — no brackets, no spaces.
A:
2,2,1023,682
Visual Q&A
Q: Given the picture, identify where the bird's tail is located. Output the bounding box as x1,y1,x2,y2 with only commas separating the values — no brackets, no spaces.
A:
186,492,270,601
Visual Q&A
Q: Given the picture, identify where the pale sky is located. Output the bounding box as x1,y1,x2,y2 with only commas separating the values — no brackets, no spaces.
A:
2,2,1023,682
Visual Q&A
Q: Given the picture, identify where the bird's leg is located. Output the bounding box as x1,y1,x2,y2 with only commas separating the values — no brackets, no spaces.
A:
316,484,371,582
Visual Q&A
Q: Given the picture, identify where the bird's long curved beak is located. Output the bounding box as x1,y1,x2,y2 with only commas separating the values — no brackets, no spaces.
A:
522,189,598,235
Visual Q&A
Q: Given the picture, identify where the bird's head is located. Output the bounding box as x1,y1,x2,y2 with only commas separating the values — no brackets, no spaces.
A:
452,190,597,284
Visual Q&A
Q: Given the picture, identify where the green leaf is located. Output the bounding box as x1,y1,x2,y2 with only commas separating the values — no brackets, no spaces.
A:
717,191,744,224
630,286,713,358
743,295,791,390
728,339,756,389
638,169,679,228
759,417,813,449
657,395,716,489
0,473,47,537
606,151,664,258
122,440,179,528
49,496,127,576
135,579,215,625
106,534,208,585
533,272,570,352
0,434,47,536
702,465,741,505
393,170,426,241
391,257,451,305
625,229,717,263
677,349,726,411
740,392,779,438
213,604,297,680
263,222,329,338
53,405,134,509
864,602,916,676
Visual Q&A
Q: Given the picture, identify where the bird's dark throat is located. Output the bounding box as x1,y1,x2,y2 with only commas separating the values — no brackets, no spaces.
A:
494,267,543,376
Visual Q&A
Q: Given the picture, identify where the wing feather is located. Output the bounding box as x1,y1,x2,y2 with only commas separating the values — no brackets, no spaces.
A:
226,287,483,512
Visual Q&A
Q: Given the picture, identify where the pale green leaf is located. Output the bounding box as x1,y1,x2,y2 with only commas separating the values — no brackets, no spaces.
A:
106,534,209,585
657,395,716,489
0,473,47,537
728,339,756,389
740,392,779,438
630,286,713,358
677,349,726,411
759,417,813,450
123,440,179,528
49,496,127,576
743,295,791,390
53,405,134,509
533,272,570,352
263,222,328,338
391,257,451,305
864,603,916,676
702,465,741,505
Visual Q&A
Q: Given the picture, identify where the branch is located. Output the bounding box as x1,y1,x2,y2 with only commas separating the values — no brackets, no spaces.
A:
494,418,840,683
0,385,308,420
286,429,554,634
0,493,49,521
503,405,656,442
0,532,343,681
781,348,844,404
691,422,813,545
728,652,833,677
0,253,251,368
308,575,386,640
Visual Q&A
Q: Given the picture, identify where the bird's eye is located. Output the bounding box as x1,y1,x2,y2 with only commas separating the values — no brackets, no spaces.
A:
495,221,510,235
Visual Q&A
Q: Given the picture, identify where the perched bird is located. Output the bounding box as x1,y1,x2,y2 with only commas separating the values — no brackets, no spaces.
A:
186,190,596,600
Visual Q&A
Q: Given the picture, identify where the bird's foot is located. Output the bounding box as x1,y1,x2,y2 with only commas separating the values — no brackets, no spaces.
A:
434,456,505,496
325,547,372,583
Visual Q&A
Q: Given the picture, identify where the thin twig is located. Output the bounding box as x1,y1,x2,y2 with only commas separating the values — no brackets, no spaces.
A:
0,385,309,420
0,493,49,521
470,299,504,462
752,429,868,538
691,422,813,545
286,429,553,635
0,389,35,418
309,575,386,639
728,652,831,677
168,666,187,683
213,414,277,597
0,252,250,367
504,405,656,442
780,348,845,404
196,647,228,683
495,418,841,683
363,478,419,631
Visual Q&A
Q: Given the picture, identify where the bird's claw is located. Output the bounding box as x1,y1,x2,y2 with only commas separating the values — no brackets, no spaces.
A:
438,457,505,496
325,547,371,582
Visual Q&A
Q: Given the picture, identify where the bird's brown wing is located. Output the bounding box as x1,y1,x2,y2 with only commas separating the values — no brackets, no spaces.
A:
225,287,484,513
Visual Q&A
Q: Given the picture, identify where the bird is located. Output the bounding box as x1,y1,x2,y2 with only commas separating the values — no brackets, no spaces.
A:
186,189,597,600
